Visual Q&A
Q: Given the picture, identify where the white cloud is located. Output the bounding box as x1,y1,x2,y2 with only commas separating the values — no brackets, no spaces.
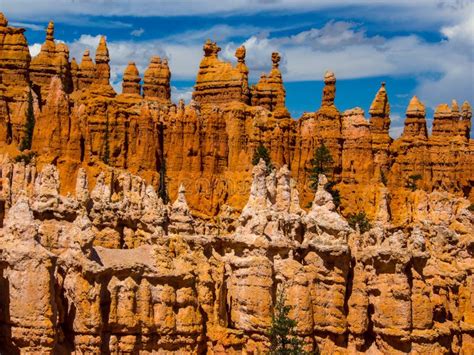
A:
29,43,42,57
131,28,145,37
10,21,44,31
171,86,193,103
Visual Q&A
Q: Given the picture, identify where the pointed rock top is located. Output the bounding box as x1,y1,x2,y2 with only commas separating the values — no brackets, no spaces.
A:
150,55,162,65
451,99,459,113
406,96,426,117
369,81,389,116
462,101,472,118
95,36,109,62
0,12,8,27
124,62,139,76
71,57,79,70
434,103,452,117
80,49,95,70
46,20,54,41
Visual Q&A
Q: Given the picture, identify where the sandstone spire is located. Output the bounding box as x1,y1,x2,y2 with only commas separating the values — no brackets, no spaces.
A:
0,12,8,27
432,103,454,137
30,20,74,98
402,96,427,138
321,70,336,107
78,49,96,90
460,101,472,140
251,52,289,118
95,36,111,86
70,57,79,90
369,82,392,169
143,56,171,103
46,20,54,42
193,40,250,105
122,62,141,95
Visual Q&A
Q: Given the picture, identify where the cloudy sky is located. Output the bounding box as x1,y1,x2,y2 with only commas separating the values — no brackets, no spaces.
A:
2,0,473,137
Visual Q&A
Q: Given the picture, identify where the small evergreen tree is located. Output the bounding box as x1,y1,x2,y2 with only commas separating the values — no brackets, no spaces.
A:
308,142,340,208
158,122,169,204
406,174,422,191
19,89,35,151
308,142,334,189
269,288,305,355
348,212,371,233
252,144,274,172
158,158,169,204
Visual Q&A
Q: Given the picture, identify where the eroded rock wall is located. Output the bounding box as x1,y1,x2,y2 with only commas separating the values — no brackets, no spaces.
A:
0,160,472,354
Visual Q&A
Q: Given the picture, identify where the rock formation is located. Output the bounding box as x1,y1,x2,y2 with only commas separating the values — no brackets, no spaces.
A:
143,56,171,103
193,40,250,105
0,15,472,352
0,159,471,353
251,52,290,119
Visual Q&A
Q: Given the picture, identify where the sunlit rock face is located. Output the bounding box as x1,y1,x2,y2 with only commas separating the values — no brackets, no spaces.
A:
0,13,473,353
0,160,472,353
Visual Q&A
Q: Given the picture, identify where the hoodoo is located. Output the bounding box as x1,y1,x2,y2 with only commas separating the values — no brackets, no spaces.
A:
0,11,472,354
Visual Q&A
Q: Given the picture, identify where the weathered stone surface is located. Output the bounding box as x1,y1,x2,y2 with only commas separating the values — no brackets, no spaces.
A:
143,56,171,103
193,40,250,105
0,160,471,353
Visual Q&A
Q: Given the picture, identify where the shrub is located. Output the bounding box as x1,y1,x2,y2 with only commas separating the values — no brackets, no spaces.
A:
269,288,306,355
308,142,334,190
406,174,422,191
19,89,35,151
348,211,371,233
14,151,36,165
252,144,274,173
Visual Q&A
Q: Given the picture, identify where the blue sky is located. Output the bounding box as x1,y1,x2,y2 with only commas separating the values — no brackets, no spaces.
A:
2,0,473,137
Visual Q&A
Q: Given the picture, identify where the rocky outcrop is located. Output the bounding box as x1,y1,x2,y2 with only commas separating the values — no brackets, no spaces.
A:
30,21,72,100
193,40,250,105
0,160,472,353
0,13,471,228
143,56,171,103
251,52,290,119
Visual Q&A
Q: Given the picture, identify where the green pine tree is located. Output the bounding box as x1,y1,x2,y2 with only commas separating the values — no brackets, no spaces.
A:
348,211,371,233
19,89,35,151
158,122,169,204
269,288,306,355
158,158,169,204
308,142,334,190
252,144,274,173
308,142,340,208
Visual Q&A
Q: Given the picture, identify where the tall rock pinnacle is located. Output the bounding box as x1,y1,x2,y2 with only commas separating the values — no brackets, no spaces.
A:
369,82,392,169
402,96,427,138
95,36,111,86
122,62,141,95
321,70,336,107
143,56,171,103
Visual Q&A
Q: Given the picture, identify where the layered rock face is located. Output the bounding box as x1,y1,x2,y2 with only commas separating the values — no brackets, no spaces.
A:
0,12,472,220
0,159,472,353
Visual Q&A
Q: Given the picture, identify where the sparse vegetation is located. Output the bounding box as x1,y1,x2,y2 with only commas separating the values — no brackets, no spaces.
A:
14,151,36,164
380,170,388,186
252,144,274,173
406,174,422,191
308,143,340,208
19,89,35,151
158,161,169,204
269,288,307,355
348,211,371,233
308,142,334,189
